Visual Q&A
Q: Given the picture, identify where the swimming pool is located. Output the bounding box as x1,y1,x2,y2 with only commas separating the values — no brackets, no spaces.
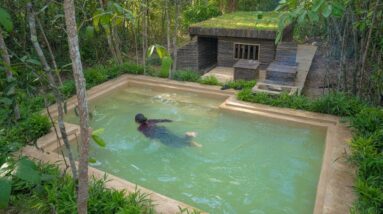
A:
64,84,326,213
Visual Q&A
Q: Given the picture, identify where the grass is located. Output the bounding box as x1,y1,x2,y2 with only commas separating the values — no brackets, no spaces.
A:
191,11,280,31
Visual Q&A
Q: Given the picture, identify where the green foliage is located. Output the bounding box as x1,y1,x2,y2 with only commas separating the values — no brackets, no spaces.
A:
85,65,109,88
19,113,51,143
310,92,367,117
350,108,383,137
237,0,279,11
91,128,106,148
0,7,13,32
147,44,173,78
183,2,221,28
198,76,220,86
59,80,76,98
4,160,154,213
237,89,311,110
275,0,345,43
172,70,201,82
225,80,257,90
0,157,44,208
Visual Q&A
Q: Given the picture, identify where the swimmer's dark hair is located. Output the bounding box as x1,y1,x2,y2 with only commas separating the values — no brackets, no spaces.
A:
135,113,147,124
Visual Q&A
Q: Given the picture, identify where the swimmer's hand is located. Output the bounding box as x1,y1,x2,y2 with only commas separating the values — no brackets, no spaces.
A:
185,131,197,138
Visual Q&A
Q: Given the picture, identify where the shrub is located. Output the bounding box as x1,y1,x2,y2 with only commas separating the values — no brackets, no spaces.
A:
352,176,383,213
198,76,220,85
59,80,76,98
310,92,367,117
85,66,109,88
6,161,154,214
20,114,51,143
173,70,201,82
225,80,257,90
350,107,383,137
121,62,145,75
183,3,221,28
237,89,311,110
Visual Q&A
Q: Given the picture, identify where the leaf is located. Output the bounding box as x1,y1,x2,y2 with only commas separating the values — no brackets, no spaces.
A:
297,11,307,24
13,158,40,184
92,128,104,136
88,157,97,164
160,56,173,77
85,26,94,39
0,97,12,105
308,11,320,23
147,45,155,57
321,4,333,18
0,7,13,32
155,46,169,58
5,85,15,96
313,0,325,12
92,135,106,148
91,128,106,147
92,10,101,31
41,173,55,181
0,178,11,208
26,58,41,66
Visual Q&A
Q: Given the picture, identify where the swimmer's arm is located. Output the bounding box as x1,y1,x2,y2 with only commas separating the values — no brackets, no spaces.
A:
150,119,173,123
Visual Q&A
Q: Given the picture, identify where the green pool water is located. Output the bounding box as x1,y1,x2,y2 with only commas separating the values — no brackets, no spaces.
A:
65,86,326,213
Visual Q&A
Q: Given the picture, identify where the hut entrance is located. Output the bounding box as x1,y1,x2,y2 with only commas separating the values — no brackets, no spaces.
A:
198,37,218,72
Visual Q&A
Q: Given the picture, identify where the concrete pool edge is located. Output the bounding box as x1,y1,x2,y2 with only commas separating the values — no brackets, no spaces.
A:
22,74,355,213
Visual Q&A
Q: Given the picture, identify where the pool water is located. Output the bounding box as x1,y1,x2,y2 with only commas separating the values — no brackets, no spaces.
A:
65,86,326,213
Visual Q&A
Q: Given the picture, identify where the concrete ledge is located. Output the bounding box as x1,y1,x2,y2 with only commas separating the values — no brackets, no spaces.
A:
28,74,355,214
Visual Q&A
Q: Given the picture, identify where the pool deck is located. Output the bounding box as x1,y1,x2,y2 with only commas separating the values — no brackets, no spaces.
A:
19,74,355,214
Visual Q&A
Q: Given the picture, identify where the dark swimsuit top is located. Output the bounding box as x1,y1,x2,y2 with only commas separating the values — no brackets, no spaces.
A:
138,120,189,148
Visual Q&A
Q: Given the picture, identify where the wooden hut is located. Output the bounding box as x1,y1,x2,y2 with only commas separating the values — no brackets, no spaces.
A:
176,11,294,78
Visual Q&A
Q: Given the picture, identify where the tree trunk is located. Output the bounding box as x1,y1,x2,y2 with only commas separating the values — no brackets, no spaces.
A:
172,0,179,77
63,0,91,213
142,0,148,74
27,3,78,182
166,0,171,52
36,17,63,86
359,0,381,92
98,0,121,64
0,29,20,120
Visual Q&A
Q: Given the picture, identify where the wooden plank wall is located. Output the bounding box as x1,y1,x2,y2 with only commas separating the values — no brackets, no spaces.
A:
217,37,276,68
176,37,199,72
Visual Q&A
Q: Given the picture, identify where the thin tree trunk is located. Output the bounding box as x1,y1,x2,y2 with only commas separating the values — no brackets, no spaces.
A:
359,0,381,92
98,0,121,64
36,17,63,86
0,29,20,120
172,0,179,77
166,0,171,52
63,0,91,213
27,3,78,182
111,26,123,63
142,0,148,74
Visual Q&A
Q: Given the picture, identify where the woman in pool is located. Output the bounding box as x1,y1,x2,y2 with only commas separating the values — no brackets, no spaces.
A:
135,113,202,148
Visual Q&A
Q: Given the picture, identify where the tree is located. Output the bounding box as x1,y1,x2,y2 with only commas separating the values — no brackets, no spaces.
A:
0,8,20,121
172,0,180,76
63,0,91,213
26,3,78,181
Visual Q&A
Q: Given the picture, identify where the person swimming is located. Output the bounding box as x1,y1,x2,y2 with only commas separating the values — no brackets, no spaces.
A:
135,113,201,148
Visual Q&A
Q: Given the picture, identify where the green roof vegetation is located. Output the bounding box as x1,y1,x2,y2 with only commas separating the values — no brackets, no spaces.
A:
191,11,280,31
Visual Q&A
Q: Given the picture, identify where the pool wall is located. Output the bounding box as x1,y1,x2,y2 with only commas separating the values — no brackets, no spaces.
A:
19,74,355,214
